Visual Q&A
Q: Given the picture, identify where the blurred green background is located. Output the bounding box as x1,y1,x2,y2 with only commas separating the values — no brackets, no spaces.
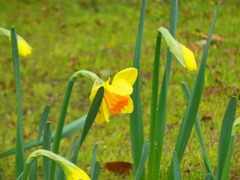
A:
0,0,239,179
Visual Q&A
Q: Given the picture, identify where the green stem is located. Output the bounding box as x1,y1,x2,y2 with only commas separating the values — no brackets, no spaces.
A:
50,78,74,179
148,32,161,179
11,27,25,178
50,70,99,178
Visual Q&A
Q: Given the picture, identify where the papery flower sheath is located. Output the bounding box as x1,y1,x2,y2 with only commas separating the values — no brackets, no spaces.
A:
89,68,138,124
158,26,197,71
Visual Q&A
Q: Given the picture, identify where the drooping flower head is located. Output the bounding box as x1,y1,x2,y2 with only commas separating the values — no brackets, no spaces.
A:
158,27,197,71
89,68,138,124
26,149,90,180
0,27,32,57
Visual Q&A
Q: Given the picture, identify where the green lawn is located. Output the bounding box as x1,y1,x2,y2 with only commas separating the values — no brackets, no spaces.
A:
0,0,239,179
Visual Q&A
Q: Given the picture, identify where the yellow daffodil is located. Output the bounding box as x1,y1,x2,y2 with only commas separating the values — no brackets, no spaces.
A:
26,149,90,180
0,27,32,57
158,26,197,71
89,68,138,124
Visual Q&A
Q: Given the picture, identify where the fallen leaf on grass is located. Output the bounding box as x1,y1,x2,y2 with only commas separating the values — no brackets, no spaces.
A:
105,161,133,175
195,32,225,42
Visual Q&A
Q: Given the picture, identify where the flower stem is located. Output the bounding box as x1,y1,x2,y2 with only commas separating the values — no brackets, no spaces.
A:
50,70,99,178
11,27,25,178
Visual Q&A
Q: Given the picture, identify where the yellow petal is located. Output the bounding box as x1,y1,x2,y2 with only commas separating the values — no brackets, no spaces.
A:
107,79,133,96
181,45,197,71
17,37,32,57
64,166,90,180
95,99,111,124
121,97,133,113
112,68,138,85
90,85,111,124
89,85,99,102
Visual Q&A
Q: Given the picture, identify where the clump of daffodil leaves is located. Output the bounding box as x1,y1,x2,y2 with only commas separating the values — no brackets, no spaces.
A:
0,27,32,57
158,26,197,71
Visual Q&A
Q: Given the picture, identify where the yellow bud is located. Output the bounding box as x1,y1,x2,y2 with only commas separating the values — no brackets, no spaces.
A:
181,45,197,71
17,37,32,57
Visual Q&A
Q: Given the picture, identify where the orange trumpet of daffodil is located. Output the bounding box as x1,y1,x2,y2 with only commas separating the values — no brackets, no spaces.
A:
89,68,138,124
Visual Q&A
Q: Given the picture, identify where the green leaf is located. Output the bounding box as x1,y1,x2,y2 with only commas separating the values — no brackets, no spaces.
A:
0,115,87,158
205,173,212,180
11,26,25,178
168,2,220,179
148,33,162,179
55,153,66,180
173,151,181,180
43,122,52,180
135,140,150,180
130,0,146,178
92,162,100,180
72,87,104,164
181,82,214,178
216,97,236,179
68,136,78,161
221,135,235,180
29,159,37,180
149,0,178,179
37,105,50,148
91,144,99,180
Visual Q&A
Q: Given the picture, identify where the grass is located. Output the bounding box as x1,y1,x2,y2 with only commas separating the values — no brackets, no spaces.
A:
0,0,240,179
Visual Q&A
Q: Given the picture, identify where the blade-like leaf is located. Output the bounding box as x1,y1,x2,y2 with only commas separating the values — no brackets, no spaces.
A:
216,97,236,179
181,82,214,177
150,0,178,179
135,140,150,180
148,33,161,178
37,105,50,148
0,115,87,158
92,162,100,180
29,159,37,180
168,2,220,179
173,151,181,180
91,144,99,179
43,122,52,180
68,136,78,161
72,87,104,164
130,0,146,178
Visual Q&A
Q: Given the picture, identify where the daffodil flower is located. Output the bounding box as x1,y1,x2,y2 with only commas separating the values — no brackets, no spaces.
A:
89,68,138,124
0,27,32,57
25,149,90,180
158,27,197,71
